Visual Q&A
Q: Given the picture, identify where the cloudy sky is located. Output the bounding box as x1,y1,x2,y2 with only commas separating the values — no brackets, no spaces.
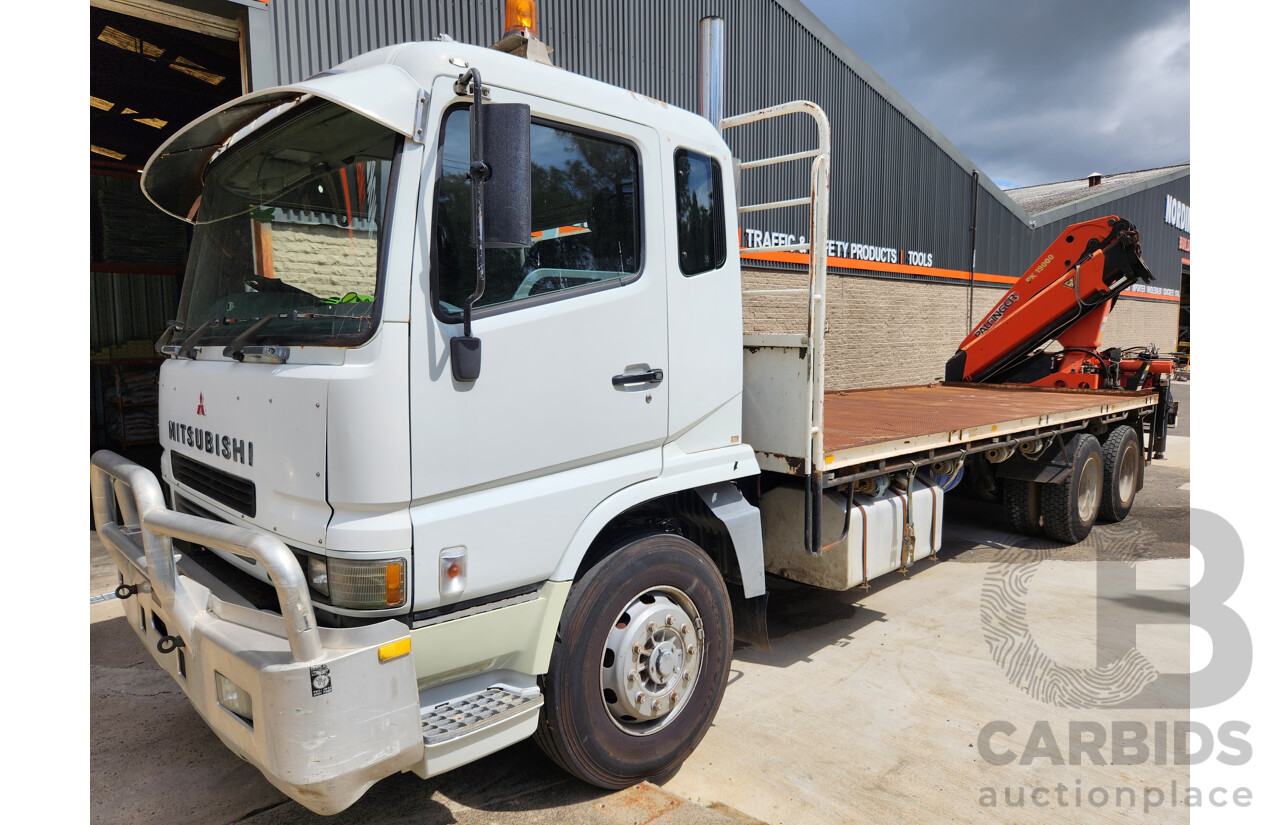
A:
802,0,1190,190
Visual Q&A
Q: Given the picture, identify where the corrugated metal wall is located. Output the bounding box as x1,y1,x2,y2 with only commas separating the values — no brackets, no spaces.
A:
254,0,1187,300
90,173,188,350
90,273,180,351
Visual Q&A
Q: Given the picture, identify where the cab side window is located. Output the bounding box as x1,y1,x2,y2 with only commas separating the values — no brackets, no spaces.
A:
674,149,725,276
433,107,641,318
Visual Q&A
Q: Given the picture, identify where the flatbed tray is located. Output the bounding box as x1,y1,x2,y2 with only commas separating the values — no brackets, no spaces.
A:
819,382,1155,470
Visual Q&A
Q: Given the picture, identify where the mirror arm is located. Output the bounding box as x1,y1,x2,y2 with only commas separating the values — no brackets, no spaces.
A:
457,68,491,338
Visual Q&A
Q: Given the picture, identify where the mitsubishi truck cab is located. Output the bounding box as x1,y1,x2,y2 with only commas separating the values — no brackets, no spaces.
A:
96,31,757,813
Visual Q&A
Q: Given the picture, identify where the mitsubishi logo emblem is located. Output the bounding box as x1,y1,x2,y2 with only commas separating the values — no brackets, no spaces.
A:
197,393,206,416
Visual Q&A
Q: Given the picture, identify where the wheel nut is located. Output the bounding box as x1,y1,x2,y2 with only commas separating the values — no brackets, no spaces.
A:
652,700,661,712
633,643,641,656
681,624,689,635
665,615,673,626
672,691,680,703
683,672,691,683
636,693,645,703
687,645,696,655
628,671,636,682
648,622,656,633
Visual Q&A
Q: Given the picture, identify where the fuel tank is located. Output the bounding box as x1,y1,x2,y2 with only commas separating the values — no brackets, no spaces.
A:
761,476,944,590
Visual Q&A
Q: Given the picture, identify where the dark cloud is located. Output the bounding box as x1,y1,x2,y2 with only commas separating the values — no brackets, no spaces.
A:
803,0,1190,188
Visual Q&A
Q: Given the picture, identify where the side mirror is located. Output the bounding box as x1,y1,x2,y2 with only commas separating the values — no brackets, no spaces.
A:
451,70,532,384
477,103,531,248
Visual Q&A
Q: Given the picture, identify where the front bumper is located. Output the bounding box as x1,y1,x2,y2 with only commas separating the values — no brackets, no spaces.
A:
91,451,423,814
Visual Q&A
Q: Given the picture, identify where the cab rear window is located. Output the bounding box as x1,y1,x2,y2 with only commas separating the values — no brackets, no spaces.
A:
674,148,725,276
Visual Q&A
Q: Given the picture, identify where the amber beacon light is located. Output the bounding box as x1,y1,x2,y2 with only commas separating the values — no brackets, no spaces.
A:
505,0,538,37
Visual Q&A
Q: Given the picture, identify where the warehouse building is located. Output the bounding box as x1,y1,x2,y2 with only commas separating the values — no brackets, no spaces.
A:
89,0,1189,454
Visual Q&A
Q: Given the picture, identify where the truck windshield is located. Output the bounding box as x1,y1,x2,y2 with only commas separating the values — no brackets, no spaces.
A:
172,98,400,349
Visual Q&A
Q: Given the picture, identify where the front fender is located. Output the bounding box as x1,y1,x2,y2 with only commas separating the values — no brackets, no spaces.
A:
550,443,760,583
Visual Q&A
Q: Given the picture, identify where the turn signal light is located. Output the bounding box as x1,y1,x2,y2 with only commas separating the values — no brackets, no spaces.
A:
440,547,467,597
385,560,404,607
505,0,538,37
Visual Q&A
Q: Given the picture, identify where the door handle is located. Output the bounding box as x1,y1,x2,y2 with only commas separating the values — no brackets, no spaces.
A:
612,368,664,387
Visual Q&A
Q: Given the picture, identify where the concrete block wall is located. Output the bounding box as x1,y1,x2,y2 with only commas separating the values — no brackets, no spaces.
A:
270,223,379,299
743,268,1179,391
1099,299,1180,355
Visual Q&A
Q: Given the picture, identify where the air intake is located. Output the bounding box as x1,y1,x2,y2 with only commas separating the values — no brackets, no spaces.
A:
171,452,257,517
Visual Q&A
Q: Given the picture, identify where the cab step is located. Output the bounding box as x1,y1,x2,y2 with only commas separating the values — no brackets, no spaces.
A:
413,684,544,778
421,685,543,744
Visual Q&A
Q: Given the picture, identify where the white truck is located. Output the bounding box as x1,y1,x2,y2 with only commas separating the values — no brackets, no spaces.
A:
92,16,1161,815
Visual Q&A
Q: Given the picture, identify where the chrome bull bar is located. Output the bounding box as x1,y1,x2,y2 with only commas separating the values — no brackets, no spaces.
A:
91,449,424,815
90,449,322,663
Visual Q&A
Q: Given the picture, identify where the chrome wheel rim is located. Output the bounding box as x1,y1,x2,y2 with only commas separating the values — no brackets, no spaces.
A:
1078,455,1102,521
601,586,702,736
1117,443,1139,504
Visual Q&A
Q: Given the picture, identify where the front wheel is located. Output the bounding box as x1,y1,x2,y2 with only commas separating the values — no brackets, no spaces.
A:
533,533,733,788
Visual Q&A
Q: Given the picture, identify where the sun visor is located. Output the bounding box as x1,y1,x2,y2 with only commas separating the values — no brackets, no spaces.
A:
141,64,425,222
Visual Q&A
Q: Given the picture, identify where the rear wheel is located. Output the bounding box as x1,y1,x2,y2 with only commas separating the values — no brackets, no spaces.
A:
1041,433,1103,543
533,533,733,788
1003,479,1043,536
1099,425,1142,523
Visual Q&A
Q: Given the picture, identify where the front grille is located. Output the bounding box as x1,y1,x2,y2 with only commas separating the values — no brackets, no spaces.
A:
171,452,256,517
174,492,227,523
174,495,255,565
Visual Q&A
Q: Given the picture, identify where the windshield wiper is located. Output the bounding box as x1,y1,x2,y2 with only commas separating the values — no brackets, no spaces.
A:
155,320,183,355
222,310,373,362
223,314,280,361
177,318,221,359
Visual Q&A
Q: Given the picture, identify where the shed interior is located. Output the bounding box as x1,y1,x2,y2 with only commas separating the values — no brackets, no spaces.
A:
90,5,240,466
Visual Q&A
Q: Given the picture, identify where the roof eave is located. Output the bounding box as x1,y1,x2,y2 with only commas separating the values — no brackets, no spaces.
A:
1026,166,1191,226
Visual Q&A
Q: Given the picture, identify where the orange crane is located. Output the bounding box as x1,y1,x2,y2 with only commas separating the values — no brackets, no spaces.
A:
946,216,1176,457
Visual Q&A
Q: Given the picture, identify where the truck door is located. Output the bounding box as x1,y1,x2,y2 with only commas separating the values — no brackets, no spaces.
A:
408,82,668,604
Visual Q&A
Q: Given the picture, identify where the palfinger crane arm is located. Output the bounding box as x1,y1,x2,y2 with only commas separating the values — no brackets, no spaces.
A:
946,215,1178,458
945,217,1153,385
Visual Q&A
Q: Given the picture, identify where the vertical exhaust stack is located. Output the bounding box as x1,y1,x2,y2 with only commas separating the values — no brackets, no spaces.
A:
698,17,726,132
700,17,739,207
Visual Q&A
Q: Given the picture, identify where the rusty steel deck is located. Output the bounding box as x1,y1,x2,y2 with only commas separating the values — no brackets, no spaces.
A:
819,382,1156,470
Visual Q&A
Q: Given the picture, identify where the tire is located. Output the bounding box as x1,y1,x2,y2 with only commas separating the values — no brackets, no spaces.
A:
1041,433,1104,544
1003,479,1043,536
533,533,733,788
1099,425,1142,523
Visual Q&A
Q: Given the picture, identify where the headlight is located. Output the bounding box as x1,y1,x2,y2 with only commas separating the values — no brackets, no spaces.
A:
215,671,253,724
306,555,329,596
326,556,407,609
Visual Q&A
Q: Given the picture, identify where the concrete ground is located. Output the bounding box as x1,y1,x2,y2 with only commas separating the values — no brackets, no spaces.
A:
90,384,1190,824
